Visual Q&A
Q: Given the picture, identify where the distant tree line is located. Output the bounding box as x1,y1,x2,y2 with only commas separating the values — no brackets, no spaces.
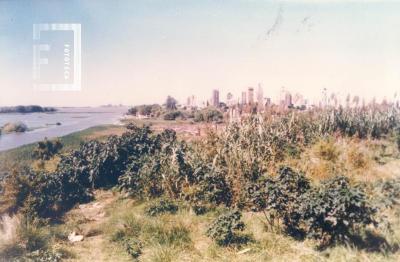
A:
0,105,56,114
127,95,224,122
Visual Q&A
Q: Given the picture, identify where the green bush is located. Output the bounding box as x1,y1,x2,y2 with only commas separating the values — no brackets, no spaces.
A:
187,163,232,206
192,205,209,215
119,128,193,199
246,166,310,233
145,199,178,216
32,138,63,160
193,107,223,123
163,110,184,120
206,210,248,246
291,176,378,247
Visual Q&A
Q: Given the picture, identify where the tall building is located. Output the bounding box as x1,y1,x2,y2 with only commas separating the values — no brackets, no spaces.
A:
241,91,247,105
212,89,220,107
256,83,263,106
248,87,254,104
284,92,293,108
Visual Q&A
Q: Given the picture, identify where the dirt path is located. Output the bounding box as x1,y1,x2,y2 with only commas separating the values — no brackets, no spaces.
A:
63,191,130,262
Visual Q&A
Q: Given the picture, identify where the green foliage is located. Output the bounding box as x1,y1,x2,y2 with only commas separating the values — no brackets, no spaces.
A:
145,199,178,216
206,210,247,246
246,166,310,233
18,249,63,262
193,107,223,123
291,176,378,246
186,162,232,206
163,110,184,120
192,205,209,215
20,169,92,218
61,124,156,189
247,167,378,247
118,128,192,199
32,138,63,160
128,104,162,117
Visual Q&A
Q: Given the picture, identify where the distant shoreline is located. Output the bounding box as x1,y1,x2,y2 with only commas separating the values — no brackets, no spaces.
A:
0,105,56,114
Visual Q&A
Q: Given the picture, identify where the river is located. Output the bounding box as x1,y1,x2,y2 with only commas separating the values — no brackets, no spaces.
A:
0,106,127,151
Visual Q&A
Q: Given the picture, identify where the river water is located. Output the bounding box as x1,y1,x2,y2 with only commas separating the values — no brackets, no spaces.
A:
0,107,127,151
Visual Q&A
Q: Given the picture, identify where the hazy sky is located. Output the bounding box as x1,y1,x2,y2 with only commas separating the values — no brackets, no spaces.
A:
0,0,400,106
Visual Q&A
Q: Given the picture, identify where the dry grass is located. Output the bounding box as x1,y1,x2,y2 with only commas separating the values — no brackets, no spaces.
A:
97,194,400,261
290,136,400,184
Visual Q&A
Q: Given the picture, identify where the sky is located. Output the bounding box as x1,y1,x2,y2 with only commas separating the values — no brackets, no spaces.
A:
0,0,400,107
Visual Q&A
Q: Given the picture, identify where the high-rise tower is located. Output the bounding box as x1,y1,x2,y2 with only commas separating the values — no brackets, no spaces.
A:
212,89,220,107
248,87,254,104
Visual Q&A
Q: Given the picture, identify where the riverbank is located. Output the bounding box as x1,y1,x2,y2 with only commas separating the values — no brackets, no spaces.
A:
0,107,126,151
0,119,210,171
0,125,125,172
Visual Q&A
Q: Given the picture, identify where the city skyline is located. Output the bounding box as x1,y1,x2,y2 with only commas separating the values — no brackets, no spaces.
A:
1,1,400,107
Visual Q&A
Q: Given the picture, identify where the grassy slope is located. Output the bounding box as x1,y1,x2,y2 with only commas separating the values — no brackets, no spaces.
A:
2,123,400,261
54,189,400,262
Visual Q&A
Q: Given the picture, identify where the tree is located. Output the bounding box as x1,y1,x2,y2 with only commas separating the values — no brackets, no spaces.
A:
165,96,177,110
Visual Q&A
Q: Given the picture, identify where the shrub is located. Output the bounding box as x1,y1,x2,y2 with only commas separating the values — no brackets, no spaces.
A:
206,210,248,246
145,199,178,217
186,163,232,206
32,138,63,160
246,166,310,233
163,110,184,120
194,107,223,123
292,176,378,247
192,205,209,215
0,166,92,219
118,128,194,200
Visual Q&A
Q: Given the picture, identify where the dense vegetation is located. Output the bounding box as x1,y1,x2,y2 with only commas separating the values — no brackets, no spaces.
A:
1,105,400,260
